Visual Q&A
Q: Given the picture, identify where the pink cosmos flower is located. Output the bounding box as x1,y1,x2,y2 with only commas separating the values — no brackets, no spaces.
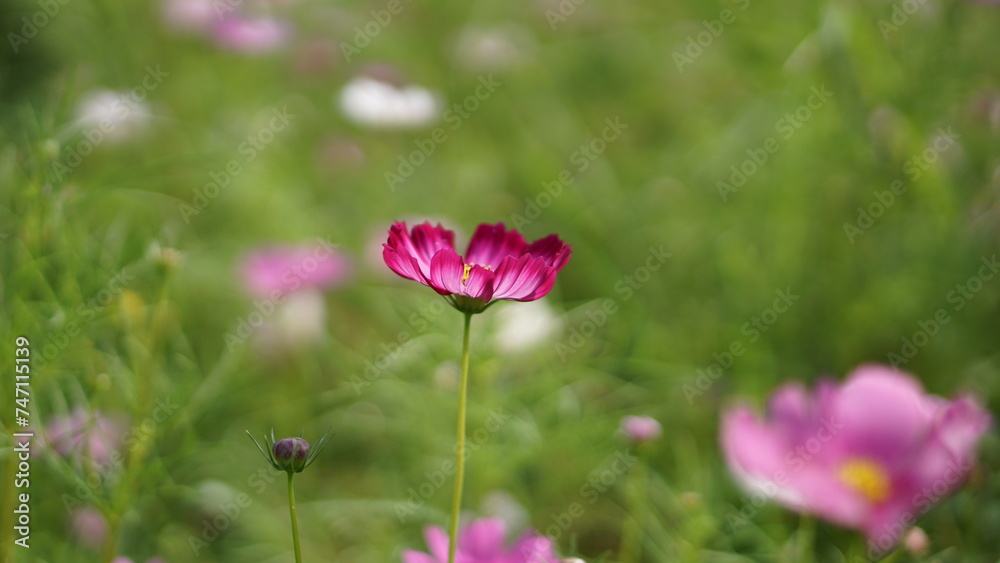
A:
240,242,350,298
70,506,108,549
44,408,125,468
211,16,290,53
620,415,662,444
721,365,990,552
383,221,571,314
403,518,559,563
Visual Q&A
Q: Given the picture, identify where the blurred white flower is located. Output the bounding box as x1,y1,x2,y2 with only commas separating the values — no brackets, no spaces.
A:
433,360,460,391
257,289,328,350
453,24,536,71
480,490,529,533
492,299,562,353
75,90,153,143
339,75,440,129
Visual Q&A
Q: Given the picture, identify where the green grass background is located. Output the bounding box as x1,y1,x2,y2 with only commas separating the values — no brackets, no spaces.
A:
1,0,999,561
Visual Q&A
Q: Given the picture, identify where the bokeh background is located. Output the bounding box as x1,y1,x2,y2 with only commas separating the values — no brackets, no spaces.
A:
2,0,1000,561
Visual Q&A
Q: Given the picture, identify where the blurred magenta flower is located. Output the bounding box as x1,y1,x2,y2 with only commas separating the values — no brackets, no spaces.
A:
721,365,990,550
383,221,571,314
44,408,125,468
403,518,559,563
211,16,290,53
240,243,350,298
620,415,662,444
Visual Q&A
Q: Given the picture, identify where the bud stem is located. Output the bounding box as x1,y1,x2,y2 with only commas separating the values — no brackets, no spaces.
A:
447,312,473,563
288,472,303,563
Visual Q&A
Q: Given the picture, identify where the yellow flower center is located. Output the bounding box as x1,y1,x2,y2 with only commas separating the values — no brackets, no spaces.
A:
838,458,891,503
461,264,489,285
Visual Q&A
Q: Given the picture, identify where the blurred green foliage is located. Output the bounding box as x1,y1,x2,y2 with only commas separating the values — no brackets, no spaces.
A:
1,0,999,561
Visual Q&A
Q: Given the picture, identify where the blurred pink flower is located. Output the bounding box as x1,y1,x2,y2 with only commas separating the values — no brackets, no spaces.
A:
240,243,350,298
45,408,125,467
620,415,662,444
403,518,559,563
211,16,290,53
721,365,990,551
903,526,930,555
162,0,218,31
113,558,165,563
70,506,108,549
383,221,571,314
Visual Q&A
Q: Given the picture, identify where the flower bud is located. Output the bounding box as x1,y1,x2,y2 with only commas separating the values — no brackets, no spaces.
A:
273,437,310,472
903,526,929,556
620,415,662,444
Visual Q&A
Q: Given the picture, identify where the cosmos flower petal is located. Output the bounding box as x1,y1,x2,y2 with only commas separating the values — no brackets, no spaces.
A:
511,531,560,562
382,221,570,313
520,268,558,302
429,248,467,296
720,366,991,549
492,255,555,300
462,264,496,301
833,365,938,461
458,518,507,557
720,406,795,485
385,221,456,280
524,234,572,271
401,552,438,563
383,244,426,284
404,518,558,563
465,223,527,269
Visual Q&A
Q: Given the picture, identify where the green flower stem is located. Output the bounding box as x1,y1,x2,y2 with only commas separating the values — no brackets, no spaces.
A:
448,312,473,563
288,472,303,563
